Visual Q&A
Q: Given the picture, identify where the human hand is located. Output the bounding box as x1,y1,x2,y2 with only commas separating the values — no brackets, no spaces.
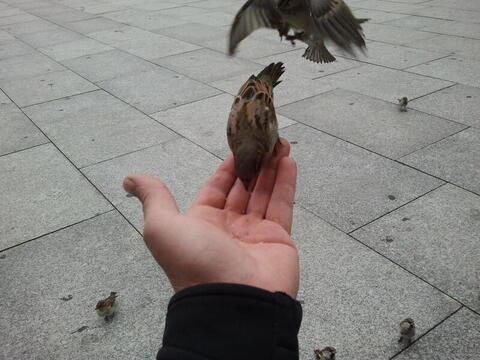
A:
123,139,298,298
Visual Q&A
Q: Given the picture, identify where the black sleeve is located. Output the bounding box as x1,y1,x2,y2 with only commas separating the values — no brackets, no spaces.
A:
157,283,303,360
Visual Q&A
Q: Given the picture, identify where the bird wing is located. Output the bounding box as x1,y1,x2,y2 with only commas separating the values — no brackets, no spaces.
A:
307,0,366,54
229,0,281,55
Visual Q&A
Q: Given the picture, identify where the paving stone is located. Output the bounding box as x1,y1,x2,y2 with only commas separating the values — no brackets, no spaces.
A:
400,128,480,194
18,28,85,48
40,9,97,25
0,40,34,60
63,17,123,34
0,144,111,249
153,22,227,45
1,18,59,35
0,13,37,26
0,52,64,81
280,124,443,232
114,33,200,60
102,9,187,30
349,0,428,13
151,93,296,159
156,5,211,17
0,8,24,18
211,70,335,107
395,308,480,360
293,206,460,359
180,11,234,26
257,48,362,79
1,70,97,108
129,0,180,11
408,56,480,87
349,8,408,24
38,38,113,61
278,89,466,159
0,89,11,105
426,0,480,12
23,90,178,167
76,3,126,14
404,35,480,60
0,30,14,42
314,64,453,103
352,184,480,312
88,25,154,44
362,22,437,45
0,103,48,156
412,6,480,24
383,16,455,30
410,85,480,128
340,40,448,69
423,21,480,40
62,49,157,82
98,68,221,114
82,138,220,230
154,48,261,82
0,211,172,359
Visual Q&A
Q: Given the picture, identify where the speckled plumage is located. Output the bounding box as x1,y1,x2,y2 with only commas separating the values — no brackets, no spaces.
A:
227,62,284,190
229,0,367,63
314,346,337,360
95,291,117,321
399,318,415,344
398,96,408,112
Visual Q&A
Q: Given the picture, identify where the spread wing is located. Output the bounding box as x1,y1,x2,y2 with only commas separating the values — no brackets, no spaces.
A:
229,0,281,55
307,0,366,54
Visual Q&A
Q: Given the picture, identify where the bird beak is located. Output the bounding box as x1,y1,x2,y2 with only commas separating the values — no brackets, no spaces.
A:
241,178,251,192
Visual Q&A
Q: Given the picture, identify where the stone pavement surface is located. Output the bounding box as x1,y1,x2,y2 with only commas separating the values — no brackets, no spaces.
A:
0,0,478,358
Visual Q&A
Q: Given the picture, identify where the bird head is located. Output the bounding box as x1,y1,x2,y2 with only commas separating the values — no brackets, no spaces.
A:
235,142,260,191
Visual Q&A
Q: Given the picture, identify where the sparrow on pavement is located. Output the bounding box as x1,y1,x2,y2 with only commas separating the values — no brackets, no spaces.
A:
314,346,337,360
399,318,415,344
398,96,408,112
95,291,118,321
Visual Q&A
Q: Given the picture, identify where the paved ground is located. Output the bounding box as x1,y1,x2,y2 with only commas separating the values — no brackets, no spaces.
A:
0,0,479,359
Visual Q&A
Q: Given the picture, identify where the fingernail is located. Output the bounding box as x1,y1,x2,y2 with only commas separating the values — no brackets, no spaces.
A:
123,177,137,195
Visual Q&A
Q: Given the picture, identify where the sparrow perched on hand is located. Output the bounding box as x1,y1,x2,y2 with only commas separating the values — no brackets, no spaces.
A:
229,0,367,63
95,292,118,321
398,97,408,112
399,318,415,344
314,346,337,360
227,62,284,191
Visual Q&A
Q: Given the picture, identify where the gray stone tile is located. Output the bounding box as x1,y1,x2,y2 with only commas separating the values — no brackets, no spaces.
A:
404,35,480,60
412,6,480,24
76,3,126,14
23,90,178,167
102,9,187,30
62,49,157,82
0,89,11,105
400,128,480,194
153,22,227,45
156,5,211,17
426,0,480,11
18,28,85,48
340,40,448,69
88,25,154,44
83,138,220,230
423,21,480,40
410,85,480,128
0,211,172,359
349,0,428,13
0,8,24,18
40,9,97,25
0,40,34,60
314,64,453,103
114,33,200,60
352,184,480,311
0,52,64,81
0,30,14,42
129,0,180,11
293,207,460,360
181,11,234,26
151,93,296,159
0,144,111,249
279,89,466,159
38,38,113,61
408,56,480,87
210,70,335,107
362,22,437,45
281,124,443,232
154,48,261,82
383,16,455,30
63,17,123,34
349,8,408,24
0,13,37,26
98,68,221,114
257,48,362,79
1,70,97,107
1,19,59,35
395,308,480,360
0,103,48,156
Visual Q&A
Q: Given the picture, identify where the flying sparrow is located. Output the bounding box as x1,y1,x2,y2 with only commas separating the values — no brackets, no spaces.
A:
314,346,337,360
229,0,367,63
398,97,408,112
95,291,118,321
399,318,415,344
227,62,284,191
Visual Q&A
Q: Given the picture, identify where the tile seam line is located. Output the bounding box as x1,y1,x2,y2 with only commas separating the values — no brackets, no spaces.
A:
389,306,465,359
0,140,50,159
0,209,115,253
296,203,478,316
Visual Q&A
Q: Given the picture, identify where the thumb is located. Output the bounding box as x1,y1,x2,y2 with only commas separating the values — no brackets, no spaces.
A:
123,174,179,223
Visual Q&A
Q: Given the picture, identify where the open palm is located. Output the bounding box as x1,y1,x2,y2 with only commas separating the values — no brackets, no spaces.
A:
123,139,298,298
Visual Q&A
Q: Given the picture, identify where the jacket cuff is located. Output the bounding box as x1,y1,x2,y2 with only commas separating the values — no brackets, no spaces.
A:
157,283,303,360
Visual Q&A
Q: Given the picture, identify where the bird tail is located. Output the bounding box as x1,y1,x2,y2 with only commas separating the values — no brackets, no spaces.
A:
303,44,336,63
257,62,285,88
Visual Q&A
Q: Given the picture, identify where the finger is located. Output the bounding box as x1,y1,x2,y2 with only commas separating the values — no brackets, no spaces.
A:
224,177,251,214
246,138,290,217
190,156,236,209
265,157,297,234
123,174,179,224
